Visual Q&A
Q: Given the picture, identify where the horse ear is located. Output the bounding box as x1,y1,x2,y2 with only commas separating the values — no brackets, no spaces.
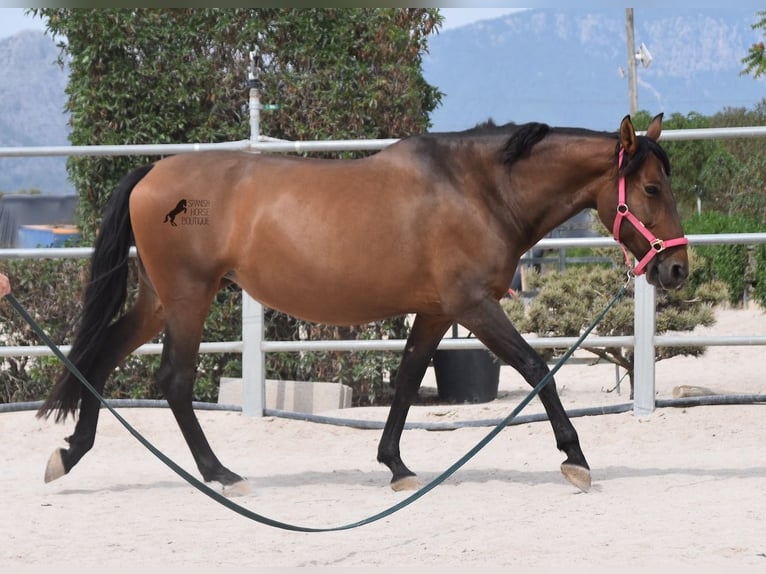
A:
619,114,638,154
645,112,663,141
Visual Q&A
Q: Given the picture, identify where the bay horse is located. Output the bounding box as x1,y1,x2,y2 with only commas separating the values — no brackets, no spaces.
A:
38,113,688,496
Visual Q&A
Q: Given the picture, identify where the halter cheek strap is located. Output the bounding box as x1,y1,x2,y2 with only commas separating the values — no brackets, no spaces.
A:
612,148,689,276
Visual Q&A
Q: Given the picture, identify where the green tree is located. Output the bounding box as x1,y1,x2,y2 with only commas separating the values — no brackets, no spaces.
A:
11,8,443,406
741,10,766,78
684,211,766,307
631,110,742,220
709,102,766,222
734,12,766,223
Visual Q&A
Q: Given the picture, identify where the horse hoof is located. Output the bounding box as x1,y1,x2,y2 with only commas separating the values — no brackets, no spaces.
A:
560,463,591,493
390,475,420,492
44,449,67,483
222,478,252,497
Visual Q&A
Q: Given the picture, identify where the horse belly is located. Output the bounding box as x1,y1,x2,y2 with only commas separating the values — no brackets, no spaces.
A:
233,252,431,326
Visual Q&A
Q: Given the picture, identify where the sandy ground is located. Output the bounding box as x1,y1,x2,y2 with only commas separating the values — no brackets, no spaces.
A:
2,307,766,568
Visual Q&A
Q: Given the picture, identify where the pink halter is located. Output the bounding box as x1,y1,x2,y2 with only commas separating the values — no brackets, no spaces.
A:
612,147,688,276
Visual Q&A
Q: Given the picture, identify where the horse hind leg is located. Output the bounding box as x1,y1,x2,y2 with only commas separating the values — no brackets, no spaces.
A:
44,280,164,483
458,297,592,493
377,314,452,491
157,300,250,496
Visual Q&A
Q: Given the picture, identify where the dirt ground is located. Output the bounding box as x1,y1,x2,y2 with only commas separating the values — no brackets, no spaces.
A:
2,307,765,568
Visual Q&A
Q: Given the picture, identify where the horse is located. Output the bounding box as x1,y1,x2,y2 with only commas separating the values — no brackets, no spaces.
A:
37,113,688,496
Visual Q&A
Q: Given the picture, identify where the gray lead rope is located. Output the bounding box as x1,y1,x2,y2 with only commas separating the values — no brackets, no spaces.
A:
6,282,626,532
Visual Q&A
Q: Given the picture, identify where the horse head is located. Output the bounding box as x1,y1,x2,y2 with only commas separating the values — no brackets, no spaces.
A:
598,113,689,290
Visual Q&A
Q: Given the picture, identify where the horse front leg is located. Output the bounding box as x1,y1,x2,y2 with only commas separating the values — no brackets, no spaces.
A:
377,314,451,491
459,297,592,492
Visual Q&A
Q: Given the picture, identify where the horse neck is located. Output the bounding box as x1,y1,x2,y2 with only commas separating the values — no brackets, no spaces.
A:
504,135,616,246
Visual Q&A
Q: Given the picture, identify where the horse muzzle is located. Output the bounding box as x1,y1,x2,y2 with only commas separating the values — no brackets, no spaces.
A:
645,250,688,290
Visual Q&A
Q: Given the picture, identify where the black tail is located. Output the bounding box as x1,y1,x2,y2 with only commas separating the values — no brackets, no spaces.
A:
37,163,155,422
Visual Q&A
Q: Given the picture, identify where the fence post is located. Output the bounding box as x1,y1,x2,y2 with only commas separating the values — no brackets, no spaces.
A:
241,293,265,416
240,48,266,417
632,274,656,415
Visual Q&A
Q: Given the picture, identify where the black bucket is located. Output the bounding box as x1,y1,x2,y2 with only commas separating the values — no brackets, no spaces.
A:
432,348,501,404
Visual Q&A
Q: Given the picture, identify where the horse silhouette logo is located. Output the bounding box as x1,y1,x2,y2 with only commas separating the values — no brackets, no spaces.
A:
163,199,187,226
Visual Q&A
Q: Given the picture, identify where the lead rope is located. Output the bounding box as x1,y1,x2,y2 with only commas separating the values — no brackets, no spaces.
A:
6,281,627,532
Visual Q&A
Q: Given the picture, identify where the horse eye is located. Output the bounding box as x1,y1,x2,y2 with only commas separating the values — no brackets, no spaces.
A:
645,185,660,196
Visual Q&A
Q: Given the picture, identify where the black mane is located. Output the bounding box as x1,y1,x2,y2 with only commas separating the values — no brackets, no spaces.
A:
498,121,671,176
420,118,670,178
502,122,551,165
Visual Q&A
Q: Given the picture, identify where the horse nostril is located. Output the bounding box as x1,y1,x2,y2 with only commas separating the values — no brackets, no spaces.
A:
672,262,688,285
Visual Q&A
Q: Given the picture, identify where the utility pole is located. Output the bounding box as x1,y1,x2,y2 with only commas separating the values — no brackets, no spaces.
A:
626,8,638,116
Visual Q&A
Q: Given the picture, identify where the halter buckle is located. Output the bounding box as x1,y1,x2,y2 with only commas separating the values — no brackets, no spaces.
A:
650,238,664,252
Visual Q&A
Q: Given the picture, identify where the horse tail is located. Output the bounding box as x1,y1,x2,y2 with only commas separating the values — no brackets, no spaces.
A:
37,163,155,422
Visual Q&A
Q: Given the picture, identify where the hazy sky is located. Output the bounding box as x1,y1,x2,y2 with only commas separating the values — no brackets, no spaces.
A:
0,8,524,39
0,8,45,38
439,8,523,30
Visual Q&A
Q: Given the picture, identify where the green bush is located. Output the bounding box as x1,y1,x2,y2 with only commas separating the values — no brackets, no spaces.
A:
683,211,766,307
262,312,406,406
0,257,238,404
0,257,85,403
514,248,728,397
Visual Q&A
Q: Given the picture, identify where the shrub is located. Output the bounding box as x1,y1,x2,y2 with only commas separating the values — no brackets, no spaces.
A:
513,248,728,397
683,211,766,307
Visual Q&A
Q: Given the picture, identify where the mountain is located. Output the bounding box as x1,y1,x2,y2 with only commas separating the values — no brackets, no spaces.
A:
0,30,70,195
1,8,765,195
424,7,766,132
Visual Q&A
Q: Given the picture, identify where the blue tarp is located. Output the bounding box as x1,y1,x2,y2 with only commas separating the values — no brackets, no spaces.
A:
0,194,77,247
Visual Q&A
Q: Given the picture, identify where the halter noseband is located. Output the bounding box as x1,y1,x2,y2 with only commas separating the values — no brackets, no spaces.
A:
612,147,688,276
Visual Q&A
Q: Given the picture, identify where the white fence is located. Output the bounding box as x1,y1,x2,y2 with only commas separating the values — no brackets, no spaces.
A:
1,126,766,417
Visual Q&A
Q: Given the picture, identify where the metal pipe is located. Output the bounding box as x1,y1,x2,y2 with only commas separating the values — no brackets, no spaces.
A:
3,397,763,430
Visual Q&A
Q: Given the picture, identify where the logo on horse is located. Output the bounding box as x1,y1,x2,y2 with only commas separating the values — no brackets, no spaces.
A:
163,199,187,226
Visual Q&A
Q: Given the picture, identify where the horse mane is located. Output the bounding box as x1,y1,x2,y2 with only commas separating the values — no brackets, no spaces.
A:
423,119,671,178
497,121,671,176
501,122,550,165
